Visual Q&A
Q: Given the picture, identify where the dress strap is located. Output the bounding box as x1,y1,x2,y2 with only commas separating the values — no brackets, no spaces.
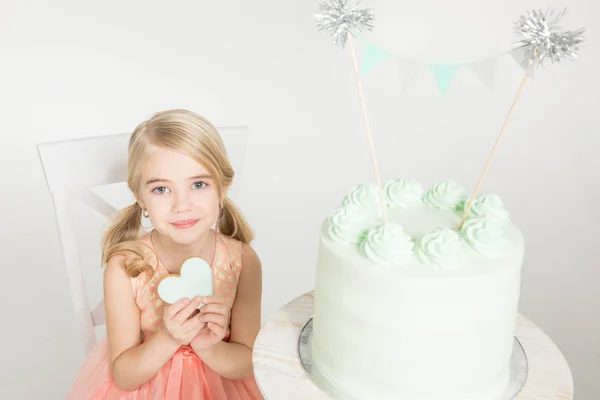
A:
215,232,244,278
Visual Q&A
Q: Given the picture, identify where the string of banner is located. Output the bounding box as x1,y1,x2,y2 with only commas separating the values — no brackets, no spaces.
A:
358,36,534,95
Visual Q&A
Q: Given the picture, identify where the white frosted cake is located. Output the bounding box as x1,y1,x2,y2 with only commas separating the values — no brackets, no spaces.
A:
311,178,524,400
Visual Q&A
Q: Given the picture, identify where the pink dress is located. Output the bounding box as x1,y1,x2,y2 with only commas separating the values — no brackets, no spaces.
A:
67,230,264,400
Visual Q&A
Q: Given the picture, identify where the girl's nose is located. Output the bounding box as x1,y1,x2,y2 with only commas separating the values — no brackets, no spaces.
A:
171,190,192,213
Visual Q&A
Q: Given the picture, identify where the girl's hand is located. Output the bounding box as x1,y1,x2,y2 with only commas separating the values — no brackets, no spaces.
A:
191,296,230,350
161,296,205,345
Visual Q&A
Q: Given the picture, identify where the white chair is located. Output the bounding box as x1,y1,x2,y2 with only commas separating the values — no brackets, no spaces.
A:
37,126,249,355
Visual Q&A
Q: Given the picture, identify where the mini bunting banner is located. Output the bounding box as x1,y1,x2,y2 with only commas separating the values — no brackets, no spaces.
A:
358,37,532,95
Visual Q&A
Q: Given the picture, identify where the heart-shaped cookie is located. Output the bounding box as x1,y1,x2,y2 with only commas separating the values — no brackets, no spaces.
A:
157,257,213,309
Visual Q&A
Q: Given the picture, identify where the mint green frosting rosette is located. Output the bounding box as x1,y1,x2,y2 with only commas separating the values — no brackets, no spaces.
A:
454,196,469,212
383,178,424,208
423,180,467,210
328,203,371,244
360,222,414,266
465,194,510,224
415,227,469,270
460,215,509,258
342,183,381,213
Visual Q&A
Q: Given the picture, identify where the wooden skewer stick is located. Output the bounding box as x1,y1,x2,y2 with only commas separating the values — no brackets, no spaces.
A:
346,32,388,224
458,73,530,230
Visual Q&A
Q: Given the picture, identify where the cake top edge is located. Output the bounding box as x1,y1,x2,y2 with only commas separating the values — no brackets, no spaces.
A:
326,178,520,270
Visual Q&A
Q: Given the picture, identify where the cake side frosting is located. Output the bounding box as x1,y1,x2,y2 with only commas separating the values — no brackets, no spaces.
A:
311,178,525,400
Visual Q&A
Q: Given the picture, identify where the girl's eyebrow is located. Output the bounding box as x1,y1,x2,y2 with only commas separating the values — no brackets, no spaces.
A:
189,174,213,181
145,174,213,186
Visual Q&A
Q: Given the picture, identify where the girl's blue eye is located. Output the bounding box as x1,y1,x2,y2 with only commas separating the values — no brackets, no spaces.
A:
152,186,170,194
193,181,207,189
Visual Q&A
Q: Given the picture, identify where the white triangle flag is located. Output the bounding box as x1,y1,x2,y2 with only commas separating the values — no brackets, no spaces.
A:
397,58,423,91
509,46,538,78
471,56,499,92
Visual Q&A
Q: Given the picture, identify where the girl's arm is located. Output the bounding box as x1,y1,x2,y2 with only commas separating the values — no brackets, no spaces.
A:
193,244,263,380
104,255,203,390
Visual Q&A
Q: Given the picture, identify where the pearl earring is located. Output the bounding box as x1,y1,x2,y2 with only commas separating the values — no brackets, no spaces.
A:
142,209,149,218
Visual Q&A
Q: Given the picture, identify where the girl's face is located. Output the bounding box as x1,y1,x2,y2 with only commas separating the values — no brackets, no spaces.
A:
137,146,222,246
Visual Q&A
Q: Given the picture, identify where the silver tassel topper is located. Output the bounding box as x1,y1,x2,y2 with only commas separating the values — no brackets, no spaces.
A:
514,8,585,69
315,0,375,47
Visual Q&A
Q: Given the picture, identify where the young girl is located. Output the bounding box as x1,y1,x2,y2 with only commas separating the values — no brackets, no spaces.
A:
67,109,264,399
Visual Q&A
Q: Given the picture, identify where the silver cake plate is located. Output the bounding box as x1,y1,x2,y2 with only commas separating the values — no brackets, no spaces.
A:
298,317,529,400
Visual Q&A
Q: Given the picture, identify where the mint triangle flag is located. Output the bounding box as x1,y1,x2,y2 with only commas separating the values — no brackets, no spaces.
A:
429,63,460,95
361,40,392,75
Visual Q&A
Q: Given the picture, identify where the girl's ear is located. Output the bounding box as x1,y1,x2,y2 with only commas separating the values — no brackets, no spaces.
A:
134,194,145,211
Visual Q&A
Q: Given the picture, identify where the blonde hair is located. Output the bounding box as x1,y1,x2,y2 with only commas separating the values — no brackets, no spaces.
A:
101,109,254,278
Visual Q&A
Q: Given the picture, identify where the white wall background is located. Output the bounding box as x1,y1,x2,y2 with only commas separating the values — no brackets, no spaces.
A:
1,0,598,398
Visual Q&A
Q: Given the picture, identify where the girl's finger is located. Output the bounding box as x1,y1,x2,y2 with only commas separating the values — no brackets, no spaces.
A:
174,296,204,322
200,303,228,315
181,314,205,334
207,322,225,337
201,296,226,305
199,312,227,328
163,298,191,320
